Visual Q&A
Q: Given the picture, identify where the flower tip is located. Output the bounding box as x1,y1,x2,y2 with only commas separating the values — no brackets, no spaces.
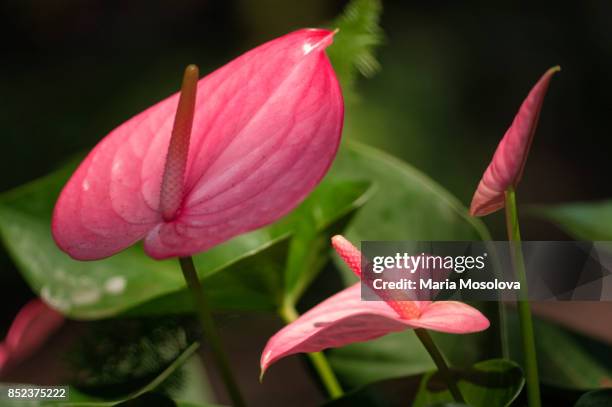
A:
331,234,344,246
331,234,355,255
331,235,362,277
469,197,504,218
301,28,337,55
259,368,266,383
184,64,200,78
549,65,561,74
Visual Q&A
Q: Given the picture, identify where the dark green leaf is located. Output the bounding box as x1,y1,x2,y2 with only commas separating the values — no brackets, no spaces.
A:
327,141,491,286
325,359,523,407
328,329,493,389
65,317,200,399
283,180,372,306
0,343,223,406
114,392,176,407
529,201,612,240
574,389,612,407
507,310,612,390
413,359,524,407
427,404,470,407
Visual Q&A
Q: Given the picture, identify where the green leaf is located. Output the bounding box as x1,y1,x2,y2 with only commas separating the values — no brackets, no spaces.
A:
283,180,372,306
325,359,523,407
427,404,470,407
114,392,223,407
66,316,194,396
123,237,289,316
0,158,370,318
414,359,524,407
113,392,177,406
574,389,612,407
0,343,223,406
328,330,436,387
507,311,612,390
329,142,490,244
327,329,492,389
530,201,612,240
324,142,494,386
327,0,383,101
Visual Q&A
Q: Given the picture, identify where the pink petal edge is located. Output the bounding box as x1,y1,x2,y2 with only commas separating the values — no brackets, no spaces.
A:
470,66,560,217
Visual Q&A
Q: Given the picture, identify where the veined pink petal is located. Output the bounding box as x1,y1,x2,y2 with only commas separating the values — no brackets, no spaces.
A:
261,284,406,375
260,284,489,374
406,301,490,333
53,28,344,260
0,299,64,374
470,66,560,216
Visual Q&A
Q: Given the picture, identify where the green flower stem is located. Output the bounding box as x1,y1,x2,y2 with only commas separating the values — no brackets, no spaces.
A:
414,329,465,403
179,256,246,407
504,188,541,407
280,303,344,399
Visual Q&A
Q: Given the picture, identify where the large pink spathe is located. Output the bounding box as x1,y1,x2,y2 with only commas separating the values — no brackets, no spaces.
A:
260,236,489,375
470,67,560,217
52,29,344,260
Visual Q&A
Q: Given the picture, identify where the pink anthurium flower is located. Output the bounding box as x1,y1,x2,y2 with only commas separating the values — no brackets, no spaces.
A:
52,28,344,260
0,299,64,374
260,235,489,375
470,66,560,217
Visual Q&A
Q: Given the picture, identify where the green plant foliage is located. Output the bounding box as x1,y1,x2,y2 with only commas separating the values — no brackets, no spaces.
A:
325,359,523,407
66,317,195,398
114,392,223,407
530,201,612,240
574,389,612,407
282,180,372,307
0,343,223,406
328,329,489,389
327,0,383,101
506,311,612,390
0,161,370,319
329,141,490,245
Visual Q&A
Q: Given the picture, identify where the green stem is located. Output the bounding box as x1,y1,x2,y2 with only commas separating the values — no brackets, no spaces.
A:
179,256,246,407
504,188,541,407
414,329,465,403
280,303,344,399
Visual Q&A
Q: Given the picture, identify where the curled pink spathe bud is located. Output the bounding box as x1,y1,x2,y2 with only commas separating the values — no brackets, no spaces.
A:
52,29,344,260
0,299,64,375
470,66,560,217
260,235,489,376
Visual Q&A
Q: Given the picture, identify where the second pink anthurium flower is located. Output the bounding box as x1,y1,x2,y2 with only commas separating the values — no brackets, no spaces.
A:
52,29,343,260
260,235,489,375
470,66,560,216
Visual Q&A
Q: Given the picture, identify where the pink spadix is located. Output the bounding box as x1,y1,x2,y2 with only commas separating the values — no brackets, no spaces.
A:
470,67,560,216
52,29,344,260
260,235,489,375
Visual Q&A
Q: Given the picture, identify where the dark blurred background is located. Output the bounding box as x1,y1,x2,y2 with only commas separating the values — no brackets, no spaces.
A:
1,0,611,403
